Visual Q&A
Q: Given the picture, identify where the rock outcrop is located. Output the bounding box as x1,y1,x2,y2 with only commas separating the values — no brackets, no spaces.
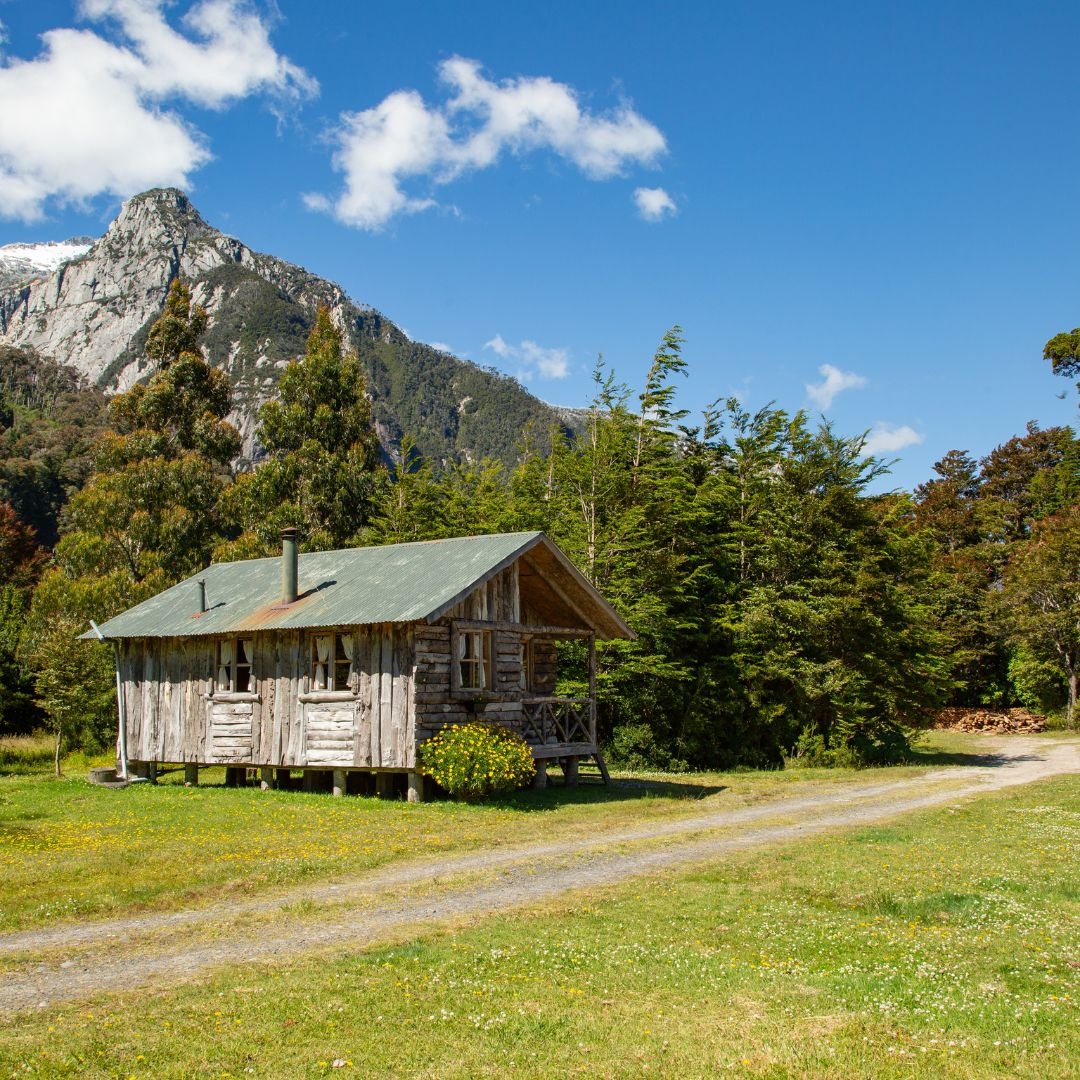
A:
0,189,566,466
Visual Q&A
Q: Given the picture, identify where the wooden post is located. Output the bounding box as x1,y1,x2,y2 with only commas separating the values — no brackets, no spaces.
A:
332,769,346,797
407,771,424,803
532,760,548,790
588,634,597,746
225,766,240,788
564,756,579,787
276,768,290,789
376,772,395,799
302,770,317,793
184,763,199,786
260,766,274,791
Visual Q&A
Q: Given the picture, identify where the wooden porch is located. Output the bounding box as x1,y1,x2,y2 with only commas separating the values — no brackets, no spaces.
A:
517,695,608,785
519,696,594,758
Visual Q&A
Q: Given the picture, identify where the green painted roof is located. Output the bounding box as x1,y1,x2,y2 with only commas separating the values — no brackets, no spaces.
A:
86,532,630,641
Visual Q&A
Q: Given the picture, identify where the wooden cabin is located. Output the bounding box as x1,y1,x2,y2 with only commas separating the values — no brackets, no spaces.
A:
86,531,633,798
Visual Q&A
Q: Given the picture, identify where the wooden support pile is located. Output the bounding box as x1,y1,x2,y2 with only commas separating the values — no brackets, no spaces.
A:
933,707,1047,733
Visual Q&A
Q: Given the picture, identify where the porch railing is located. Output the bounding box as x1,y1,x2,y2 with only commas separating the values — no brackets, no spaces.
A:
520,696,594,747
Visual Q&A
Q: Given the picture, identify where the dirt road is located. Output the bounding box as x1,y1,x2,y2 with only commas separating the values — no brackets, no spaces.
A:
2,735,1077,1015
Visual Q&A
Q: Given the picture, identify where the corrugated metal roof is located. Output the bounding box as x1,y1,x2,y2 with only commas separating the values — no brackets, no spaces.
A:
89,532,548,640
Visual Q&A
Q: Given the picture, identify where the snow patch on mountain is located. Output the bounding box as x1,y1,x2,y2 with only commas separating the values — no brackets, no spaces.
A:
0,238,95,288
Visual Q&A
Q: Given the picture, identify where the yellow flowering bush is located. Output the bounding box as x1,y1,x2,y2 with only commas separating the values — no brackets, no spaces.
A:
420,722,535,800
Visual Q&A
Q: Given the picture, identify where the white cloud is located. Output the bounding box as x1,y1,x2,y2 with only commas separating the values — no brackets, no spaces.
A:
634,186,676,222
806,363,868,409
485,333,511,358
861,422,924,456
0,0,315,221
310,57,666,231
484,334,569,380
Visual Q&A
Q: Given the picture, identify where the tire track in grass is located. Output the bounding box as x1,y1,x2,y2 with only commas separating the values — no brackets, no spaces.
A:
1,736,1077,1014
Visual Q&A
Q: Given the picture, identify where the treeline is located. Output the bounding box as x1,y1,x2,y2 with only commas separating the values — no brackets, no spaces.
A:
2,282,1078,768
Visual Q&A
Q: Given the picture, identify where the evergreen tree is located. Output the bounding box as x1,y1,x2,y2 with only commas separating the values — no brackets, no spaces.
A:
219,306,381,554
366,438,448,543
24,279,239,755
716,410,947,764
911,450,1005,704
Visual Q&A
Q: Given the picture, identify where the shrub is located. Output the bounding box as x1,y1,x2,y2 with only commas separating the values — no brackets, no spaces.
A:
607,722,689,773
1008,645,1066,714
787,723,912,768
420,722,535,800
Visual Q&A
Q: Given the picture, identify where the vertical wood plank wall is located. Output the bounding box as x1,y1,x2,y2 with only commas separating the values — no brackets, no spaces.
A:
116,562,580,772
119,624,417,770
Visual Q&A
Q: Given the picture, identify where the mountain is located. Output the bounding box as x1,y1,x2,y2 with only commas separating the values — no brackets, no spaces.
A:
0,189,568,465
0,238,94,291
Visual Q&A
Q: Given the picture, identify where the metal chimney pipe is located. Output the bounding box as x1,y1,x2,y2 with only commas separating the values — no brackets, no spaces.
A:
281,528,298,604
195,579,206,613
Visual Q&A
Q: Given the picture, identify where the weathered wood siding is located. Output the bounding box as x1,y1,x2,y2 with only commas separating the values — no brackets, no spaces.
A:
415,565,528,742
120,624,416,770
116,559,583,773
444,564,520,623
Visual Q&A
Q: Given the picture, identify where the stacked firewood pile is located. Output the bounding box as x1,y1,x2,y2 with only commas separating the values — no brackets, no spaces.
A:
934,707,1046,734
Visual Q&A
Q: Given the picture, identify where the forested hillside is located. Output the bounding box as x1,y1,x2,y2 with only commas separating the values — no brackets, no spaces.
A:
3,284,1078,769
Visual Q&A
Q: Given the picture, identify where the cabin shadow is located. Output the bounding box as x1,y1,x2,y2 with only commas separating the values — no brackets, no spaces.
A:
495,776,728,810
907,743,1037,768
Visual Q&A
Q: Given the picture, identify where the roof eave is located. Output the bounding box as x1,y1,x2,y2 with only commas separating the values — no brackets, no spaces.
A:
536,537,636,640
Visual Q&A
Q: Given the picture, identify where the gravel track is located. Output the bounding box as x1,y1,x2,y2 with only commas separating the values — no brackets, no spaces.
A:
2,735,1076,1015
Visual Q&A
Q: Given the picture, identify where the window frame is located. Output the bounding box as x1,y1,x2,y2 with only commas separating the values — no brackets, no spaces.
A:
452,624,494,694
309,631,355,694
214,637,254,696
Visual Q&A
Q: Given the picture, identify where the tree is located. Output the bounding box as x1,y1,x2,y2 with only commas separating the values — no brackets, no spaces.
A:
24,279,239,757
0,502,45,734
0,346,108,547
0,500,44,590
999,505,1080,726
913,450,982,553
219,306,381,554
1045,327,1080,394
144,280,208,367
910,450,1005,704
978,424,1080,544
715,411,948,764
367,438,448,543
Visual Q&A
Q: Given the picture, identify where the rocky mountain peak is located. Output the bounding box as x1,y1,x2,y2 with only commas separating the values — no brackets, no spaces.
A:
103,187,215,255
0,188,568,468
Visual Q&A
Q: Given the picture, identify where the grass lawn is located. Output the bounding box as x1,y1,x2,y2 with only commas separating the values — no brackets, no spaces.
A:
0,731,994,933
0,764,1075,1077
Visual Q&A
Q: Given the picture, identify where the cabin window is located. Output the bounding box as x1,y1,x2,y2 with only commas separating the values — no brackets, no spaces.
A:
216,638,253,693
457,629,491,691
311,633,353,692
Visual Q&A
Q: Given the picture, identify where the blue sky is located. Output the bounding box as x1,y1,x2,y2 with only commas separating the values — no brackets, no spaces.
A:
2,0,1078,491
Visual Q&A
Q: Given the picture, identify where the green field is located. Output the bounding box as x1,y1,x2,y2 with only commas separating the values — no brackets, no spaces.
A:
0,735,1077,1078
0,736,976,934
